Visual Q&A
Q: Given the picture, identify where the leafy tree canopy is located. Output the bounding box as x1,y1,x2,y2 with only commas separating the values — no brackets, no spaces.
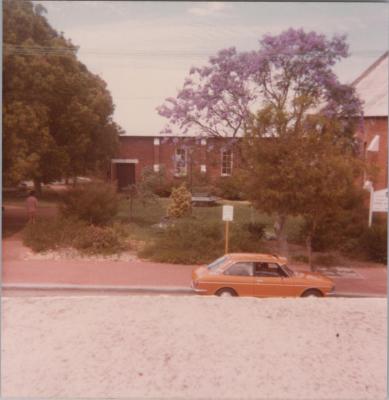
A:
3,0,122,188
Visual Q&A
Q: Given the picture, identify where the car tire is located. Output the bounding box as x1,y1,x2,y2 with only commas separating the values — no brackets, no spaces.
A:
216,288,238,297
301,289,323,298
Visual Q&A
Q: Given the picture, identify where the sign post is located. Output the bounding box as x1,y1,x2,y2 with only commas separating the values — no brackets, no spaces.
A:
363,181,388,227
363,181,374,227
222,205,234,254
225,220,230,254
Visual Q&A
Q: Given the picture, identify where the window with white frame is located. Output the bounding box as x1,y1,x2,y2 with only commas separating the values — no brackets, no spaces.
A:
175,148,187,176
221,149,233,176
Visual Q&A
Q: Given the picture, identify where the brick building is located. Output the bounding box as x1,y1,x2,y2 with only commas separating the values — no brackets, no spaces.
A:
354,52,388,191
111,53,388,192
111,135,240,190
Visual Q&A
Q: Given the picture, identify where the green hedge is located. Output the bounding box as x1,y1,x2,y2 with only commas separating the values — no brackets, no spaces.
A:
140,219,265,264
22,217,129,255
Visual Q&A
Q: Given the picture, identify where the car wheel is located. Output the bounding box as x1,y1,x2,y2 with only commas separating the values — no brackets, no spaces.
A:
216,288,238,297
301,289,323,298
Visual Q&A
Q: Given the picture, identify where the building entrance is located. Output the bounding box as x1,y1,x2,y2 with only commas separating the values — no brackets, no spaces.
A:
116,163,135,190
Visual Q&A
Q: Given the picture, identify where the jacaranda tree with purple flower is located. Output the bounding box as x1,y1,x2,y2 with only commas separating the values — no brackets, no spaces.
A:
158,28,363,263
158,28,361,139
157,47,255,138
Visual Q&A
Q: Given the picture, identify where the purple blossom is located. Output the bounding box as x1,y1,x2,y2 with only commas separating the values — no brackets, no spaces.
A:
158,28,361,139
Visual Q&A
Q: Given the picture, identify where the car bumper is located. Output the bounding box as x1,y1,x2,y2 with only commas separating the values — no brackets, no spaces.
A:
192,288,207,293
190,281,207,294
325,286,336,296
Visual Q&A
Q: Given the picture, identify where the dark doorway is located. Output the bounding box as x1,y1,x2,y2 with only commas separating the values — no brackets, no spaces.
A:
116,163,135,190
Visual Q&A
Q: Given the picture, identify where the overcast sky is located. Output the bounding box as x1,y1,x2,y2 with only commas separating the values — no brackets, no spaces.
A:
37,1,388,135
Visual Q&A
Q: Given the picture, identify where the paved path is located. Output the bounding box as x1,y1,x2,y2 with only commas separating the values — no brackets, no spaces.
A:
2,237,194,288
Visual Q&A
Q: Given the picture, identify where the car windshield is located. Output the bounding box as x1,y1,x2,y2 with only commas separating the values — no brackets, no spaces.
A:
207,256,227,271
281,264,294,276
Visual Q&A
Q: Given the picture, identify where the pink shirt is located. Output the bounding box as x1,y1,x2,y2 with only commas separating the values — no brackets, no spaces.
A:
26,196,38,212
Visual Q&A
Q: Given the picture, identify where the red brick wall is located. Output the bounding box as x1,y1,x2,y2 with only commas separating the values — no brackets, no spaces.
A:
356,117,388,190
114,119,387,192
115,137,154,183
113,136,242,185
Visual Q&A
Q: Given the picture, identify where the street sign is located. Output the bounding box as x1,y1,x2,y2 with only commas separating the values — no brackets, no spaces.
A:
222,205,234,221
372,189,388,212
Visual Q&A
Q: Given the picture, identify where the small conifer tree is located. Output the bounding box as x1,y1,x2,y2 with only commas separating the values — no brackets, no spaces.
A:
167,184,192,218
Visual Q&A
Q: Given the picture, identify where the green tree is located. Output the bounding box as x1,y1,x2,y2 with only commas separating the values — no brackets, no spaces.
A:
3,0,121,191
241,111,363,268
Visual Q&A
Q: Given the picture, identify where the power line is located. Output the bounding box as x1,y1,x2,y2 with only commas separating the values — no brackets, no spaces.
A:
4,44,386,58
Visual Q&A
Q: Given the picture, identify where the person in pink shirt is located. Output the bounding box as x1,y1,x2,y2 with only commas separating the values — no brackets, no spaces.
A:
26,190,38,224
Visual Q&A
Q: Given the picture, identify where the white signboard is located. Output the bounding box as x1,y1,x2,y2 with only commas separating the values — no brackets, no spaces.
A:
222,205,234,221
372,189,388,212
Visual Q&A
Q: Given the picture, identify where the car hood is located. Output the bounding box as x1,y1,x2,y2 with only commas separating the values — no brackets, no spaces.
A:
192,266,209,281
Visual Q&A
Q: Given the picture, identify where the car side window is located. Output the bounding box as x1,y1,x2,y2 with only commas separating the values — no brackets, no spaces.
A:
255,262,287,277
224,262,254,277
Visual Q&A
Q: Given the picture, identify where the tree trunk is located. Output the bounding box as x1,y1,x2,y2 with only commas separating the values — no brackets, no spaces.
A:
306,233,314,271
33,179,42,196
275,215,289,260
129,193,133,221
250,205,255,224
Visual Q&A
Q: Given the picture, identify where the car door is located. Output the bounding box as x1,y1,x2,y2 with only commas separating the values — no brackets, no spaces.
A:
222,262,255,297
253,262,290,297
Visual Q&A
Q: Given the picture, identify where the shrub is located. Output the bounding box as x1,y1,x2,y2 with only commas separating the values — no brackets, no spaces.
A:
60,182,119,225
285,216,304,244
141,219,223,264
22,217,129,255
229,225,264,253
22,217,87,252
167,184,192,218
214,176,245,200
314,253,340,266
292,254,309,263
305,190,367,252
133,165,175,197
244,222,266,238
360,224,387,264
139,166,168,198
140,219,265,264
75,225,128,255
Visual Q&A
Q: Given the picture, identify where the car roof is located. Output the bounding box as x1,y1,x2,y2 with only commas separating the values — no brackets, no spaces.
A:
226,253,287,264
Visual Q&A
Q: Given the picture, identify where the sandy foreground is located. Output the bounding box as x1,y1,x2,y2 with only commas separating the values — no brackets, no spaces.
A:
1,296,387,400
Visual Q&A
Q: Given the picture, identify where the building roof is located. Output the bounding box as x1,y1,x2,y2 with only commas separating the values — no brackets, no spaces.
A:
352,52,388,117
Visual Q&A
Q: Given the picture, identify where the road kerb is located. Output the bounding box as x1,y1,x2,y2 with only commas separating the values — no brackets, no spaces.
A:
1,283,386,298
2,283,195,294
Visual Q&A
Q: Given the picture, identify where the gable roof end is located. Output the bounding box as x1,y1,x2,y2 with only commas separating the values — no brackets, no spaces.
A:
352,52,388,117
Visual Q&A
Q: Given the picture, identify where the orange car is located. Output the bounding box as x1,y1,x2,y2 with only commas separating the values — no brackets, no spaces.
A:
191,253,335,298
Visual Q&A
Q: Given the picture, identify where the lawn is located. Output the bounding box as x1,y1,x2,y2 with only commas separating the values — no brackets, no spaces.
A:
2,187,62,208
115,196,304,250
2,186,303,245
